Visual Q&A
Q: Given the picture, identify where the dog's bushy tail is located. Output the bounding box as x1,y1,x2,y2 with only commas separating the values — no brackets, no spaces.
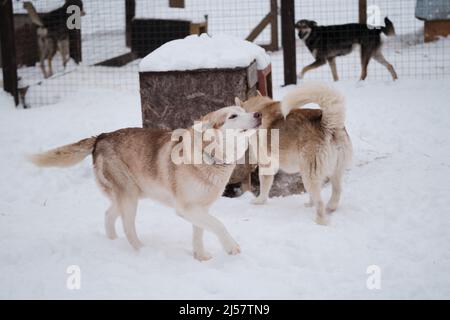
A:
28,137,97,167
381,17,395,36
281,82,345,131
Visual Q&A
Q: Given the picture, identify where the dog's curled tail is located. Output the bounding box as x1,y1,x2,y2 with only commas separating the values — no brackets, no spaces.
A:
381,17,395,36
281,82,345,131
28,137,97,168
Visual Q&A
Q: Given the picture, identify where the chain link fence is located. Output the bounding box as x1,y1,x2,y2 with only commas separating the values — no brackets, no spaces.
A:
1,0,449,107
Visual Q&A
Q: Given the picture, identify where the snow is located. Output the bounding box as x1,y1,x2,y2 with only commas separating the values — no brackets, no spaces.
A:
139,34,271,72
1,76,450,299
135,0,207,23
1,0,450,299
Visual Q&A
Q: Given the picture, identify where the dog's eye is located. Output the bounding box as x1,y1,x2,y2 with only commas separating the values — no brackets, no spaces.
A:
229,114,238,119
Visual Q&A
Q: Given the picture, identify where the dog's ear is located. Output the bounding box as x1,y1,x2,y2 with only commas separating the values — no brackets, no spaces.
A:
310,20,318,27
211,114,227,129
198,113,227,130
235,97,243,107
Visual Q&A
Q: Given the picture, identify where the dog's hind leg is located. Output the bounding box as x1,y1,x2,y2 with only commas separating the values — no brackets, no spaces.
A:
302,175,327,225
105,204,119,240
299,59,326,79
327,57,339,81
178,205,240,259
38,44,48,78
58,39,70,68
39,58,48,79
118,196,143,250
252,174,274,205
47,54,54,78
373,51,398,81
359,47,372,81
326,171,343,213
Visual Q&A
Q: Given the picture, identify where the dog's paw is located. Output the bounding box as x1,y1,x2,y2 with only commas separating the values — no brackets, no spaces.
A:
131,242,144,251
326,201,338,213
326,206,337,214
251,197,267,205
315,215,328,226
194,251,213,261
227,244,241,255
304,201,314,208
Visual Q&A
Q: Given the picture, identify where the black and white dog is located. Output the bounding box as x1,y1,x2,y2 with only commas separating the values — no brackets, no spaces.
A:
295,17,398,81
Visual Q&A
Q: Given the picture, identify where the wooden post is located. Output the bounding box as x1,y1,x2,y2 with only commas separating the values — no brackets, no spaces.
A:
69,29,82,63
281,0,296,85
359,0,367,24
0,0,19,105
246,14,272,43
270,0,279,51
126,0,136,47
169,0,185,8
246,0,279,51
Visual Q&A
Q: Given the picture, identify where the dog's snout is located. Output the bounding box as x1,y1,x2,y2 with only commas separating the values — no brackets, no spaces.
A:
253,112,261,119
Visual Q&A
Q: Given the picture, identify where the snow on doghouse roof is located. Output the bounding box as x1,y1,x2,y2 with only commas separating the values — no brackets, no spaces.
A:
14,0,65,14
134,0,207,24
139,34,271,72
416,0,450,21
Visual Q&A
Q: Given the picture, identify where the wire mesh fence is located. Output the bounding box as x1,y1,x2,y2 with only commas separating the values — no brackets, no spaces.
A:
292,0,450,82
3,0,450,107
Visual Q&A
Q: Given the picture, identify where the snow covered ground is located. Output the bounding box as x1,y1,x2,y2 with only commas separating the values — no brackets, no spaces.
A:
1,0,450,300
1,76,450,299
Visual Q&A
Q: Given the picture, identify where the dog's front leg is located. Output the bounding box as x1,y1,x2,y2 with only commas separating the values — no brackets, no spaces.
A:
192,225,212,261
252,174,274,205
39,56,48,79
298,59,326,79
241,173,252,193
178,205,240,260
327,57,339,81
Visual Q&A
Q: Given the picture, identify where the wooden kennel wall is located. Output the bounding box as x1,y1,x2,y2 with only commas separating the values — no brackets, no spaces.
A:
139,61,259,130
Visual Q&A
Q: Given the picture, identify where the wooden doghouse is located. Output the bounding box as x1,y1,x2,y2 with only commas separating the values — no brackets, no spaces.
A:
10,13,39,67
416,0,450,42
138,35,271,129
138,35,300,197
127,0,208,58
140,61,259,129
131,18,208,58
2,2,82,68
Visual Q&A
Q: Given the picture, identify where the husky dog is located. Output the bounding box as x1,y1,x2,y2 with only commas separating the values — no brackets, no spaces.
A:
29,107,262,261
295,17,398,81
235,83,352,225
23,1,85,78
